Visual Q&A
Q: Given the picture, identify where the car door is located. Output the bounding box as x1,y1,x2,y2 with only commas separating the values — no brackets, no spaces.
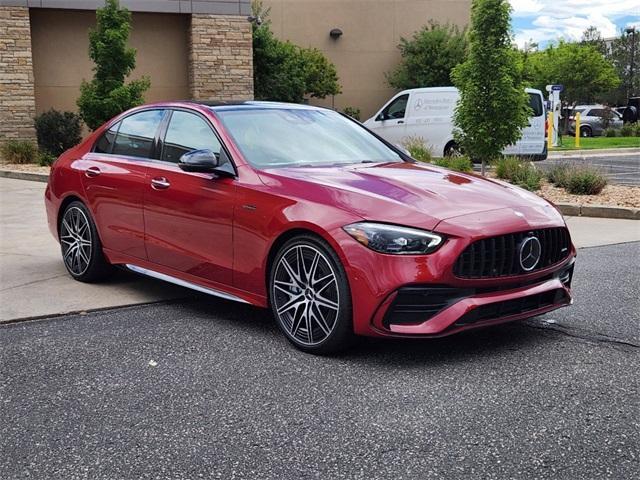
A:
79,109,164,259
367,93,409,145
504,91,545,156
143,109,235,286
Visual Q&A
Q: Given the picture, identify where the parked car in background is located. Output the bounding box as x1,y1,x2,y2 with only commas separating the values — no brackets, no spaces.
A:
364,87,547,160
567,105,623,137
45,101,575,354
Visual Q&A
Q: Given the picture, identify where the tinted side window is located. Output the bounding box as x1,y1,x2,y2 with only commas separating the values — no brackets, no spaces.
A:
383,94,409,119
589,109,605,117
527,93,543,117
112,110,164,158
94,122,120,153
161,111,222,163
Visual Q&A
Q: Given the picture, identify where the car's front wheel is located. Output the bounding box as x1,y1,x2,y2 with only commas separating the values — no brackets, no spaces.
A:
59,201,113,282
269,235,354,354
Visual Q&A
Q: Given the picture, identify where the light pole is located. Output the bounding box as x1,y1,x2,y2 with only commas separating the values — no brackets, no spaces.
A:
625,26,636,99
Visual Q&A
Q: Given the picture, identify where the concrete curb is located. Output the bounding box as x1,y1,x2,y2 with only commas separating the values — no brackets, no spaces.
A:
0,169,49,183
555,203,639,220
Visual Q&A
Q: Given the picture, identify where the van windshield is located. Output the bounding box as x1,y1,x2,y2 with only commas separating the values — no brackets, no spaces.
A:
528,93,544,117
216,108,403,169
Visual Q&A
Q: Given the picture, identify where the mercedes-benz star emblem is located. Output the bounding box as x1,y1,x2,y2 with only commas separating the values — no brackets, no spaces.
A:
519,236,542,272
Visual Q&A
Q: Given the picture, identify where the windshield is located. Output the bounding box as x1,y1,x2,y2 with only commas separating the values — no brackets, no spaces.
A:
215,108,403,168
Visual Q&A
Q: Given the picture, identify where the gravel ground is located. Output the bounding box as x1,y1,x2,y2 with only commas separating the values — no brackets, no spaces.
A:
0,163,50,175
1,243,638,480
538,181,640,209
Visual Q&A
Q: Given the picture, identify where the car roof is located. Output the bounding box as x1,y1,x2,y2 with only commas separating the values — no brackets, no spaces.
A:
185,100,325,112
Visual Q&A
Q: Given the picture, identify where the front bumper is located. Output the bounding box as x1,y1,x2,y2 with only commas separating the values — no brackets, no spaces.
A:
331,208,576,338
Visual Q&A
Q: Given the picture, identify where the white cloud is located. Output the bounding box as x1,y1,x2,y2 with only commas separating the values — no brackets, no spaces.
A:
510,0,640,48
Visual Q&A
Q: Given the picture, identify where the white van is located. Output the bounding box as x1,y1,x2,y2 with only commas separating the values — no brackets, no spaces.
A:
364,87,547,160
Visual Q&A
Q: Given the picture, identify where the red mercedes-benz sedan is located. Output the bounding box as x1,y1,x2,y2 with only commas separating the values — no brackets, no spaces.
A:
45,101,575,353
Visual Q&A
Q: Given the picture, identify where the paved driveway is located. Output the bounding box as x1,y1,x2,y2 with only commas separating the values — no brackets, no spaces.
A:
1,242,638,479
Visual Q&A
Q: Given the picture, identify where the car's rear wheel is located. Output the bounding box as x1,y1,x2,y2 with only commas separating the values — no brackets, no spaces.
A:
269,235,353,354
580,125,592,137
59,201,113,282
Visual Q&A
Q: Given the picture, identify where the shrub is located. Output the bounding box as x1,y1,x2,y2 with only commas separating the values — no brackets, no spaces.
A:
342,106,361,121
494,156,521,180
604,127,617,137
633,123,640,137
620,124,633,137
402,136,432,162
545,163,572,188
38,151,57,167
433,156,473,172
0,139,38,164
493,156,542,191
565,166,607,195
35,109,82,156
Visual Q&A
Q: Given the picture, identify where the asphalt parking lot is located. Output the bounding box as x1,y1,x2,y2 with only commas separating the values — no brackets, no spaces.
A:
1,242,638,479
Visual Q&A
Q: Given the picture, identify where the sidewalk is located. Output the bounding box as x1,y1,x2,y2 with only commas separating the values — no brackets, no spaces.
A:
548,147,640,159
1,177,639,322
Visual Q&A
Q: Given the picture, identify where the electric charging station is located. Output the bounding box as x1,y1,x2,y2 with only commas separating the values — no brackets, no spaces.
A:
546,84,563,147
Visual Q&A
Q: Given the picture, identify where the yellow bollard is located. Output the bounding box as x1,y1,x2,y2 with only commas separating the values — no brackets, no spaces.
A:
575,112,581,149
547,111,553,150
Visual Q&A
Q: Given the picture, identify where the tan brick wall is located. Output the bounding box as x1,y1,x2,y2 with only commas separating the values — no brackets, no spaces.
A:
189,15,253,101
0,6,36,143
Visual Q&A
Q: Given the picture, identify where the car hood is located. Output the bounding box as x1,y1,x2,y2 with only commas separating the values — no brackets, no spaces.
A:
258,162,562,231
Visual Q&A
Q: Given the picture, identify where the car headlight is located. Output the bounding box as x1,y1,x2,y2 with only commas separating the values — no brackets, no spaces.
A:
343,222,444,255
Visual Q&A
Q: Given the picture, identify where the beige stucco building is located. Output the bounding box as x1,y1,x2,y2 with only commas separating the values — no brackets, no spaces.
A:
0,0,469,141
266,0,470,118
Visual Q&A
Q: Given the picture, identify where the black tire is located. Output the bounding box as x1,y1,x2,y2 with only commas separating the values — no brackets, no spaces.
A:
444,142,462,157
580,126,592,138
59,201,113,283
269,234,354,355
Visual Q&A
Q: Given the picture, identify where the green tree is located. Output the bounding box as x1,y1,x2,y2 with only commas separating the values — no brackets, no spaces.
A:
77,0,150,130
605,29,640,103
251,0,340,102
581,26,607,56
386,21,467,89
524,41,620,106
452,0,529,172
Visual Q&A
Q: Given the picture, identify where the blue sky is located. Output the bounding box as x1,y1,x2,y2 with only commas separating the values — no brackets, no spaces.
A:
509,0,640,48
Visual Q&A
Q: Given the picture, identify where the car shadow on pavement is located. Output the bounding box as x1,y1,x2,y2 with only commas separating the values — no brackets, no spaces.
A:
179,295,553,366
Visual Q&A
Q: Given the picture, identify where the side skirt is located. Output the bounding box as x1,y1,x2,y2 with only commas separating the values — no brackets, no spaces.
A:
125,264,251,305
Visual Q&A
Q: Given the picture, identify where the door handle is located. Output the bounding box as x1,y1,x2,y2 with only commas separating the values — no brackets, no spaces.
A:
397,120,404,124
151,177,170,190
85,166,101,178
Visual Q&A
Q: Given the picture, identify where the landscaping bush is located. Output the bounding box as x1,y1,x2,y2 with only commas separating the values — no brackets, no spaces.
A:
35,109,82,156
494,156,521,180
0,139,38,164
402,136,432,162
342,106,361,121
38,151,58,167
620,124,633,137
633,123,640,137
545,163,572,188
604,127,617,137
493,156,542,191
565,166,607,195
433,156,473,172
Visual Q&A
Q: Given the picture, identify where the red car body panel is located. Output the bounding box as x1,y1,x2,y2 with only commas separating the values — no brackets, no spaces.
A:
45,101,575,339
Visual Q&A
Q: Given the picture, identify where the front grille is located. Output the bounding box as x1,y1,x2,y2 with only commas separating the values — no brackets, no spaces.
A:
453,227,570,279
454,288,568,326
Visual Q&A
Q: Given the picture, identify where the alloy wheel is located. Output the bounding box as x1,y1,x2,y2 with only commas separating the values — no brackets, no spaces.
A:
60,206,92,276
272,244,340,346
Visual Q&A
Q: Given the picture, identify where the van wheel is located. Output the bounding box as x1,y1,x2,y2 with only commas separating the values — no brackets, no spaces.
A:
444,142,462,157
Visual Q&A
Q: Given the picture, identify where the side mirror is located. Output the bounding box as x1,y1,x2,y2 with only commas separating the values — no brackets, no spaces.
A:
178,149,235,177
375,112,387,122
